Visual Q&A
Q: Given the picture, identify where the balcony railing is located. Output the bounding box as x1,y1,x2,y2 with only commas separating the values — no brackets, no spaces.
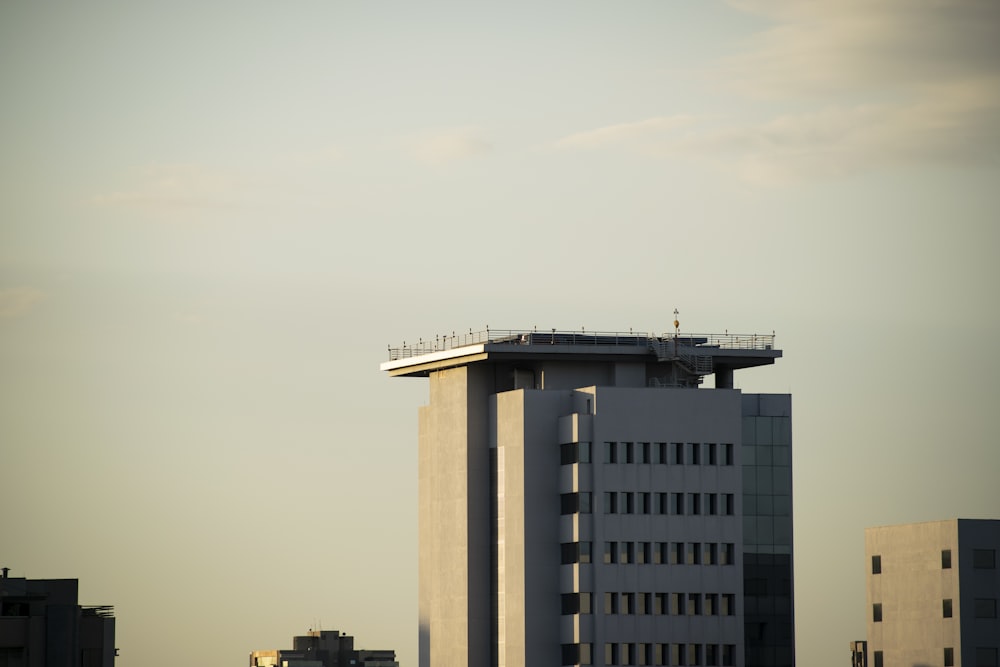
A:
387,328,775,362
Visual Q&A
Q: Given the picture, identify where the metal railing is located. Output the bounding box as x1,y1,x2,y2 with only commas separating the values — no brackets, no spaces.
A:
387,328,775,362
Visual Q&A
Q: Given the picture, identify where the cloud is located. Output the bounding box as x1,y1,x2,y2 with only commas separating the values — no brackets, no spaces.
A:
552,1,1000,182
405,127,493,165
90,164,239,210
555,116,697,150
0,287,43,319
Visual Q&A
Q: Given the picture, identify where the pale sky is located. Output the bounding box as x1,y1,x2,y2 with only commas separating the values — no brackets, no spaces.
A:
1,2,998,666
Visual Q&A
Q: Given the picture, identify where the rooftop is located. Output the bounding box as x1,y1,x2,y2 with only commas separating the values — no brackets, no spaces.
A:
381,327,780,380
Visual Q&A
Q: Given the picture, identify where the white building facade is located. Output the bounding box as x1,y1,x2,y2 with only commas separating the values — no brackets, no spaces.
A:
383,328,793,667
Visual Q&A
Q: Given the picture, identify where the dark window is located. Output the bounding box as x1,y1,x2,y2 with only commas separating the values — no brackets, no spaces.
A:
976,648,998,667
623,441,634,464
722,645,735,666
622,643,635,665
672,442,684,464
561,542,579,564
560,443,578,465
638,643,651,666
706,644,718,666
944,648,954,667
670,593,683,615
872,555,881,574
605,643,618,665
973,549,997,569
671,493,685,515
708,443,717,465
722,594,735,615
604,542,617,564
638,592,650,615
687,644,701,666
705,543,718,565
687,593,701,615
689,442,700,465
622,492,635,514
974,598,997,618
721,543,735,565
562,593,580,614
580,542,592,564
639,492,650,514
688,493,701,515
622,593,635,615
942,549,952,569
579,442,591,463
561,643,580,666
655,542,667,565
579,492,592,514
604,442,617,464
656,492,669,514
687,542,701,565
604,592,618,615
704,593,718,616
604,492,618,514
670,542,682,565
873,651,883,667
873,603,882,622
637,542,650,564
708,493,718,515
943,598,953,618
724,493,735,515
560,493,579,515
723,443,734,465
621,542,634,564
638,442,650,464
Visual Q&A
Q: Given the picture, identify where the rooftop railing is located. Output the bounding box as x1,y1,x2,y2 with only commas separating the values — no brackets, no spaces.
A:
387,328,775,362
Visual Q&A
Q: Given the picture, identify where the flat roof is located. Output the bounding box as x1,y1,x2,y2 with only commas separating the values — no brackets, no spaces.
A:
381,328,781,378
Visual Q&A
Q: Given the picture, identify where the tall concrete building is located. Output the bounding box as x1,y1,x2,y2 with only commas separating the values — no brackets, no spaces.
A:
865,519,1000,667
382,326,793,667
0,569,116,667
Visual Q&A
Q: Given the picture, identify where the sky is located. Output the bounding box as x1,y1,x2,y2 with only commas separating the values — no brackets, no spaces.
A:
1,1,998,665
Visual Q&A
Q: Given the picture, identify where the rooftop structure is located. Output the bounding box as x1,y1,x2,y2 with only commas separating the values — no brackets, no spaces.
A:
383,322,794,667
249,628,398,667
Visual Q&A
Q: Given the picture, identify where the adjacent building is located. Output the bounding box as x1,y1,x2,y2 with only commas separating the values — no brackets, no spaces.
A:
381,326,794,667
0,568,116,667
865,519,1000,667
249,628,398,667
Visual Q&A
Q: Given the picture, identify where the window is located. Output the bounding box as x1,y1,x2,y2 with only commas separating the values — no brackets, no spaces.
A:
580,592,592,614
670,592,683,615
561,493,580,515
604,592,618,614
973,549,997,569
604,442,617,463
672,493,685,515
579,442,591,463
707,493,718,515
561,643,579,665
580,643,592,665
721,543,736,566
604,542,617,564
604,492,618,514
943,598,953,618
687,644,701,666
637,643,651,666
974,598,997,618
873,603,882,622
622,643,635,666
976,648,998,667
687,593,701,615
562,542,580,564
671,644,683,666
655,542,667,564
704,594,718,615
580,542,592,564
656,442,668,464
561,442,592,465
638,592,651,615
562,593,580,614
723,443,734,465
623,441,634,464
655,592,667,615
873,651,883,667
689,442,700,465
945,648,954,667
622,593,635,615
672,442,684,464
724,494,735,515
656,492,669,514
605,643,619,666
621,542,634,564
687,542,701,565
638,442,650,464
670,542,682,565
942,549,952,569
721,594,735,616
705,543,718,565
637,542,650,564
872,555,881,574
688,493,701,515
705,644,718,666
708,443,717,465
722,645,735,666
622,492,635,514
639,492,651,514
580,492,592,513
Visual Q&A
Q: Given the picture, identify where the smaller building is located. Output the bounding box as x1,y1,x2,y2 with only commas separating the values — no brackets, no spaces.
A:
0,568,116,667
250,629,397,667
865,519,1000,667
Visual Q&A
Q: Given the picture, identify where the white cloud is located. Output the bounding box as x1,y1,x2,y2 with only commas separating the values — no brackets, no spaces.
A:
90,164,240,210
0,287,43,319
405,127,493,165
555,116,696,150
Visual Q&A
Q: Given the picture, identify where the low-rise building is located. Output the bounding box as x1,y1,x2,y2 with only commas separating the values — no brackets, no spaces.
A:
250,629,397,667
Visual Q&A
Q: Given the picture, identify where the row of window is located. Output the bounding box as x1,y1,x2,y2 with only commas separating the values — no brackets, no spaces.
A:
563,541,738,566
872,548,996,574
873,647,998,667
582,591,737,616
873,598,998,621
560,492,736,517
561,642,737,666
